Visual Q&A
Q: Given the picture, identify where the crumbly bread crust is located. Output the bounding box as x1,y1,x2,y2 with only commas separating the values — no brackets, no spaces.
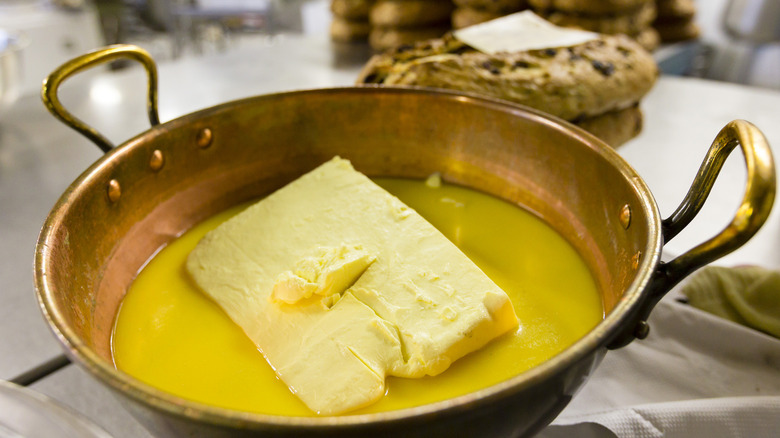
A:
575,105,643,147
655,0,696,20
370,0,455,27
331,17,372,41
356,33,658,121
632,26,660,52
529,0,650,14
453,0,528,13
331,0,376,19
537,2,656,35
452,7,503,29
369,26,450,51
654,17,700,42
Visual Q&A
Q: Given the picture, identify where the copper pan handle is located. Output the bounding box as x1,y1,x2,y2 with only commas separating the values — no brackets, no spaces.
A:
660,120,775,277
41,44,160,153
609,120,775,349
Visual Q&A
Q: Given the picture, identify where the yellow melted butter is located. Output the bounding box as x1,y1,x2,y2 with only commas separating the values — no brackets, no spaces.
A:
112,178,603,416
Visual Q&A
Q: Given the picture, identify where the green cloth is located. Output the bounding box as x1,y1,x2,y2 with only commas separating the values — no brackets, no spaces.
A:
681,266,780,339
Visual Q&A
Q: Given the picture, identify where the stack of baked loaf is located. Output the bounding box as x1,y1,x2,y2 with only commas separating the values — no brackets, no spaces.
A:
330,0,376,43
452,0,530,29
528,0,661,52
356,30,658,147
368,0,456,51
653,0,699,43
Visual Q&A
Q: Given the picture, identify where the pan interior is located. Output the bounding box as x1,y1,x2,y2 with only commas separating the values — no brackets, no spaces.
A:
38,87,657,422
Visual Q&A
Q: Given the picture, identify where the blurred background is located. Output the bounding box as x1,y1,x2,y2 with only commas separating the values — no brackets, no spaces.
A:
0,0,778,101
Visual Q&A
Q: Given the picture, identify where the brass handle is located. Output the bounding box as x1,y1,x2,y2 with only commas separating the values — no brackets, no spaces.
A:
41,44,160,153
661,120,775,280
609,120,776,349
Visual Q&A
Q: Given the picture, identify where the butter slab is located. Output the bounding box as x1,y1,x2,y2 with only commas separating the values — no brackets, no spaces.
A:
186,157,518,415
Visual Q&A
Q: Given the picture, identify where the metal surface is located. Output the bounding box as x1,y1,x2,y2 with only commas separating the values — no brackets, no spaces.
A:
609,119,776,348
33,45,775,437
0,29,25,117
41,45,160,153
0,31,363,384
0,379,112,438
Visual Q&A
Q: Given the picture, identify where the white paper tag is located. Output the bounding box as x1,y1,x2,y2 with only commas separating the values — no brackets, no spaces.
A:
453,11,599,55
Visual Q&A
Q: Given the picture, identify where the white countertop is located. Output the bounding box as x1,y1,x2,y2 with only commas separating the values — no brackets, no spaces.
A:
1,33,779,437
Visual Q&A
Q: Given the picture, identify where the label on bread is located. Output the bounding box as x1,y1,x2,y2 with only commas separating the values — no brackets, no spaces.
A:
453,10,599,55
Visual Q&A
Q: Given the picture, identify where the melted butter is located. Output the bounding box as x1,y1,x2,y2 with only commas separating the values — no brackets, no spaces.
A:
111,178,603,416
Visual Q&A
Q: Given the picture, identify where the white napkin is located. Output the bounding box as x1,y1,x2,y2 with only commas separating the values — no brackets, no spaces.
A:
536,297,780,438
544,396,780,438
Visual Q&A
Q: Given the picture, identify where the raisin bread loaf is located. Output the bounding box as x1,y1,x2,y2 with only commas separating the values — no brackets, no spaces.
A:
574,105,643,147
528,0,650,14
356,33,658,122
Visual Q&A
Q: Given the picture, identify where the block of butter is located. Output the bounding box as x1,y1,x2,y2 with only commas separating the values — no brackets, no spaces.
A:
186,157,518,415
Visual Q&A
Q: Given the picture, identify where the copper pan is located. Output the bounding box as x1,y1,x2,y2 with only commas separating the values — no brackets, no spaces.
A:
35,45,775,438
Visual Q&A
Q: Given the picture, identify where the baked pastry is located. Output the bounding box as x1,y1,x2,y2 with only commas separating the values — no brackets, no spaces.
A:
453,0,528,13
536,2,656,35
331,0,376,19
370,0,455,27
356,33,658,121
574,105,643,147
653,0,698,43
655,0,696,21
654,18,700,42
632,26,660,51
331,17,372,42
529,0,650,14
369,26,450,51
452,7,503,29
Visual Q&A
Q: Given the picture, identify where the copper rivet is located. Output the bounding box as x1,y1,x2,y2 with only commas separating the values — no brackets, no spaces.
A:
150,149,164,171
619,204,632,229
196,128,213,148
107,179,121,202
632,251,642,270
634,321,650,339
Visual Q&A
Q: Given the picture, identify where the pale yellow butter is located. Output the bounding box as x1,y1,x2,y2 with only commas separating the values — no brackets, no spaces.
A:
271,244,376,305
186,157,518,415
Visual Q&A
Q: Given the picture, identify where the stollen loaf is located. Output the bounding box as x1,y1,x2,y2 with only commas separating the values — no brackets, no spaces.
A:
356,32,658,122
